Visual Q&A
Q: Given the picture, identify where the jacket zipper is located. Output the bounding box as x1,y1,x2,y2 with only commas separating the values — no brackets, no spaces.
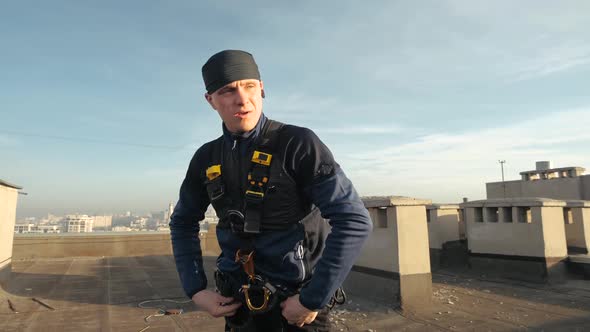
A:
231,138,243,198
296,241,306,281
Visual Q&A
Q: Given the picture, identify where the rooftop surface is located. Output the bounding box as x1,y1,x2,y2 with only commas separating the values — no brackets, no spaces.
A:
2,255,590,331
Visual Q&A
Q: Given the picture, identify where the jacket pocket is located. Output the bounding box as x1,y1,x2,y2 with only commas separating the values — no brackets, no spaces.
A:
252,226,307,283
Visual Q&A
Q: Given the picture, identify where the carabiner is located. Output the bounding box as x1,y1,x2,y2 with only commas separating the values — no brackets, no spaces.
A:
242,284,271,312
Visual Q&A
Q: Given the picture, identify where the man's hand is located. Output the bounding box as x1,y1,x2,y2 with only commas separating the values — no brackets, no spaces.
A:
280,294,318,327
192,289,242,318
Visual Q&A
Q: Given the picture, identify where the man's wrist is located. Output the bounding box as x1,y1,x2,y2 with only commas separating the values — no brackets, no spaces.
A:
298,292,320,311
189,288,205,300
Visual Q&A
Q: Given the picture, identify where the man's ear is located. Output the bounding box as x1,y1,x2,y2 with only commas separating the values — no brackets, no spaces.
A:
204,93,216,109
260,80,265,99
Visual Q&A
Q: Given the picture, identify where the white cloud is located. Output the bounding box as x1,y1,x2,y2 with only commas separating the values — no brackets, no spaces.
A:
508,43,590,82
343,107,590,202
332,1,590,90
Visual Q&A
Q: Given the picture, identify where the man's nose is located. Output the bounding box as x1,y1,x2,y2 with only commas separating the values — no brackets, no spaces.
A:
235,87,250,105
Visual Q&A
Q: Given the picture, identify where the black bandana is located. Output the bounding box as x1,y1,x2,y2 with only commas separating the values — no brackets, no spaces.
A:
201,50,261,94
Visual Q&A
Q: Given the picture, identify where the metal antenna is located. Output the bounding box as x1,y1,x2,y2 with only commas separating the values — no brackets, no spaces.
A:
499,160,506,198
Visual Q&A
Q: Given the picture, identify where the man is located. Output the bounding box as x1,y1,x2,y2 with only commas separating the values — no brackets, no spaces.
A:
170,50,372,331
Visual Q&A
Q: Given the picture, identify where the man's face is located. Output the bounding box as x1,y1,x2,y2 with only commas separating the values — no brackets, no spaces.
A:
205,79,264,133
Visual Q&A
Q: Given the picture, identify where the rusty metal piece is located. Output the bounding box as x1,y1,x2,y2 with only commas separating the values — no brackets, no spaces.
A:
164,308,183,315
235,250,256,280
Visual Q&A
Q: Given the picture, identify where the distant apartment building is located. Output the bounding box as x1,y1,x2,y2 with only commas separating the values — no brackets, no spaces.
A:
112,226,132,232
156,225,170,232
93,215,113,231
64,214,94,233
37,224,61,233
130,217,148,230
487,161,590,200
14,224,61,234
14,223,36,233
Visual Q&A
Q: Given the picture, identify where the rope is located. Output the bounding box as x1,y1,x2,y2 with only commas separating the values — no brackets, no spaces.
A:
137,298,192,331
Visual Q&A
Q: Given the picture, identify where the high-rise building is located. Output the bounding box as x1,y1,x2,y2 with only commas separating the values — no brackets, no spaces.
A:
64,215,94,233
164,201,175,222
93,215,113,230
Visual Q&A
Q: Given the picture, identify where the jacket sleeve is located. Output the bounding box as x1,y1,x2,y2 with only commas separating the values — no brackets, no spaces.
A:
169,148,211,299
284,127,373,310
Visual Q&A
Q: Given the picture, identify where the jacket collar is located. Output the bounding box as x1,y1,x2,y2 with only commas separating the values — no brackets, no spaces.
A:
222,113,267,149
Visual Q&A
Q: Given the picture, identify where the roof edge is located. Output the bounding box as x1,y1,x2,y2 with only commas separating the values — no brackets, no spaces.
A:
0,179,22,190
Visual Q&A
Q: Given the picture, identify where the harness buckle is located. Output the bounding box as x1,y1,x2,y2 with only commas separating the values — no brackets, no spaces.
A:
206,176,225,202
210,185,224,201
224,210,246,233
245,189,264,203
245,171,267,205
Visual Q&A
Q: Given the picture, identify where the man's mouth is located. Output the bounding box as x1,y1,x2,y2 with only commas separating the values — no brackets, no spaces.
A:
234,111,250,118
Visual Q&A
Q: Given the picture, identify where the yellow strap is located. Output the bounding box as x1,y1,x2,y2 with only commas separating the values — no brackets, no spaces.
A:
206,165,221,180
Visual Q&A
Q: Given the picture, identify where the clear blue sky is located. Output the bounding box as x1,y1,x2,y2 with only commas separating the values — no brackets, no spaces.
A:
2,1,590,217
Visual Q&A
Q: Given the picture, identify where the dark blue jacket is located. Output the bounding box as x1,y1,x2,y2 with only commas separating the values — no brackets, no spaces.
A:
169,113,372,310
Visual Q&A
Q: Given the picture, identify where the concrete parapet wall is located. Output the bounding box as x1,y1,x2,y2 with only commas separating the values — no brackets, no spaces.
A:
351,196,432,311
360,196,432,275
461,198,569,282
583,175,590,200
364,196,433,209
426,204,463,250
13,233,174,259
12,229,221,260
0,182,20,284
462,198,567,258
564,201,590,253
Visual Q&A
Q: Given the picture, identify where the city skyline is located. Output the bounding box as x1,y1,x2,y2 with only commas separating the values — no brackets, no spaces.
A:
14,201,220,220
2,1,590,217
